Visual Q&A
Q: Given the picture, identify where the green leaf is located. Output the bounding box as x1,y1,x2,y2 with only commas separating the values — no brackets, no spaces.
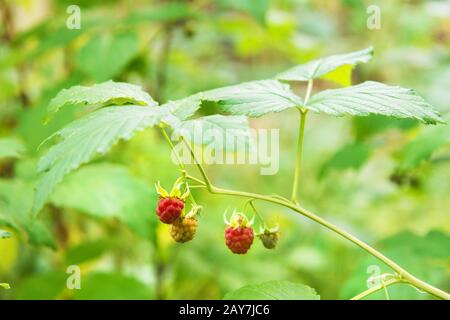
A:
23,219,57,249
162,95,202,120
51,163,157,239
200,80,303,117
76,32,140,82
33,106,168,215
353,115,417,141
65,239,118,265
0,229,11,239
277,47,373,82
224,280,320,300
0,138,26,159
397,124,450,171
47,81,156,120
16,272,67,299
173,115,252,152
73,272,153,300
307,81,444,124
125,2,196,24
319,141,371,178
0,179,56,248
218,0,269,25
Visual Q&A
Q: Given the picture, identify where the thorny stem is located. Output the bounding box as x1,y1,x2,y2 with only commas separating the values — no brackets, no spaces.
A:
291,79,313,203
162,111,450,300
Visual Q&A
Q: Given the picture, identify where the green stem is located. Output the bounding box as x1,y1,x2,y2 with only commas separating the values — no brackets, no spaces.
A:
351,278,401,300
160,127,185,170
291,110,307,202
186,176,449,300
291,79,313,203
181,137,213,191
171,120,449,299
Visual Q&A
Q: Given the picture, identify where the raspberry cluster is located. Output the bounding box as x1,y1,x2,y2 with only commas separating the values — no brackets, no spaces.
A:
154,179,280,253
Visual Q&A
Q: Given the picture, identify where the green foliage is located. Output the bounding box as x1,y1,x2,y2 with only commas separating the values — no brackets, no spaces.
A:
199,80,303,117
76,32,140,82
72,272,153,300
352,115,417,141
341,230,450,299
65,239,118,265
47,81,155,119
218,0,270,25
224,280,320,300
33,106,168,215
397,123,450,172
1,0,449,301
307,81,444,124
319,141,371,178
0,138,25,159
0,179,56,248
51,163,157,239
173,115,252,151
15,272,67,300
277,47,373,82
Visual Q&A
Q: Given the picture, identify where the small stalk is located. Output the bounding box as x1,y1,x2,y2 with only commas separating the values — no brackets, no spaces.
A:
351,278,401,300
181,137,213,191
160,127,185,170
291,110,307,202
290,79,313,203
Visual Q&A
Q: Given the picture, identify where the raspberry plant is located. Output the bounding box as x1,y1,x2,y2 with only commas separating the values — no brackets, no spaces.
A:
32,47,449,300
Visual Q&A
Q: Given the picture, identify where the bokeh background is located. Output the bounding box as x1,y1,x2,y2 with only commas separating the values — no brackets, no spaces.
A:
0,0,449,300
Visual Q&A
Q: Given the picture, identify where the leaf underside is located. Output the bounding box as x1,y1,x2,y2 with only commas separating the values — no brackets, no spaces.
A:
172,114,252,152
32,106,168,215
307,81,444,124
47,81,156,120
277,47,374,81
198,80,303,117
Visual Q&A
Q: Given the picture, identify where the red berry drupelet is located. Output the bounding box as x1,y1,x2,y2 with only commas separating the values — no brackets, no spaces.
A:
156,197,184,224
225,225,254,254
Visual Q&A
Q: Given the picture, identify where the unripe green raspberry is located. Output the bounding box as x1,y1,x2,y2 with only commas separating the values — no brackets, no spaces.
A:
258,231,279,249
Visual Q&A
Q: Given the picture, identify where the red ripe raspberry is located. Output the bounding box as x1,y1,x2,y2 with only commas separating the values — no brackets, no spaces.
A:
225,226,254,254
156,197,184,224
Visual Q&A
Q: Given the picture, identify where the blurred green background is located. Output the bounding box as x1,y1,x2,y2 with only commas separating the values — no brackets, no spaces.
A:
0,0,449,300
